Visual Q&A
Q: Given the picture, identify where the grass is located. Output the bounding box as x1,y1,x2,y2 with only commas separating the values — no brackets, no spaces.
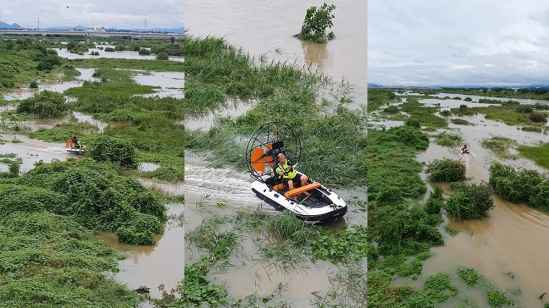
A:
434,131,463,147
481,136,518,160
451,118,471,125
517,143,549,169
484,113,530,126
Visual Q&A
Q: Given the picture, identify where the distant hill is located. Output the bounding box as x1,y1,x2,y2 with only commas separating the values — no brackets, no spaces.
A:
0,21,23,29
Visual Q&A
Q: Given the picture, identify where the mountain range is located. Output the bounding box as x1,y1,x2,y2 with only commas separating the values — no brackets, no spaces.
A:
0,21,23,29
0,20,184,34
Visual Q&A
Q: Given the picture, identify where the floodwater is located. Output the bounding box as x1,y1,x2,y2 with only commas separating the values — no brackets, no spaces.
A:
407,99,549,307
183,1,367,303
184,0,367,112
433,92,549,106
54,44,184,62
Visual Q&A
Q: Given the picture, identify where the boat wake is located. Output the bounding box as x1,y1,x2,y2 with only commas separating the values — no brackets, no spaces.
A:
184,155,261,209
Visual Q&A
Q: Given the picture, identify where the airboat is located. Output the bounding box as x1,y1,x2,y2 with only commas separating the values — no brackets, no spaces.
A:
245,122,347,224
460,144,470,154
65,139,84,155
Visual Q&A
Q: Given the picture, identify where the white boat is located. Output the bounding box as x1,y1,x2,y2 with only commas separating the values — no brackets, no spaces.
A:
245,122,347,224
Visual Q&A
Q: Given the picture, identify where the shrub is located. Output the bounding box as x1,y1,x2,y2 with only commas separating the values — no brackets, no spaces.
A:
445,182,494,220
16,90,67,118
138,48,151,55
489,162,544,203
387,125,430,150
529,112,547,122
37,54,62,71
298,3,336,44
427,159,466,182
464,97,472,101
405,118,421,128
425,186,444,214
383,105,399,114
88,136,138,169
440,110,451,117
156,52,169,60
516,105,533,113
29,80,38,88
104,47,115,52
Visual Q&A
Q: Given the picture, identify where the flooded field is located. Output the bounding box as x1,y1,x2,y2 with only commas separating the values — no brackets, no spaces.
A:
0,47,187,302
183,1,367,305
379,94,549,307
184,0,366,114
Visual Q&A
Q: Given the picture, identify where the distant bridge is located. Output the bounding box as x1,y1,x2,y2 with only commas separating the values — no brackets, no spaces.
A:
0,30,184,43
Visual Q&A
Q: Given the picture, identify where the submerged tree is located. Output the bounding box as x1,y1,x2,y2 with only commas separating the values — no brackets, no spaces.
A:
298,3,336,44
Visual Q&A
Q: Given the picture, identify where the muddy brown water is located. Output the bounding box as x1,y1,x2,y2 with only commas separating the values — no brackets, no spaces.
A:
183,1,366,304
407,103,549,307
183,0,367,131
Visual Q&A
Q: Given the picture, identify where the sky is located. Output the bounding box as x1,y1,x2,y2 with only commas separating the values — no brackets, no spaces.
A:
369,1,549,87
0,0,184,30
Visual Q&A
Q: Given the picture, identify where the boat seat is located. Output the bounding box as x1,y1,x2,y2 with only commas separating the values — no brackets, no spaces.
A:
284,182,321,198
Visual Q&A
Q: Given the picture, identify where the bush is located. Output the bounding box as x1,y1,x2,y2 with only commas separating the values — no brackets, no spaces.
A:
489,162,544,203
104,47,115,52
440,110,451,117
529,112,547,123
16,90,67,118
156,52,169,60
29,80,38,88
383,105,399,114
298,3,336,44
405,118,420,128
88,136,138,169
445,182,494,220
425,186,444,214
516,105,533,113
427,159,466,182
37,54,62,71
138,48,151,55
387,125,430,150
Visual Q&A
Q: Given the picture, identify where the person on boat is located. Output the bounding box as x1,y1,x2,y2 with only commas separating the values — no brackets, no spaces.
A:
71,136,79,149
461,144,468,153
275,152,308,191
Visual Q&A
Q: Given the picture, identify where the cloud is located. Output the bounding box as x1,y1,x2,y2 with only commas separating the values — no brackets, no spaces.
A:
1,0,183,29
369,0,549,86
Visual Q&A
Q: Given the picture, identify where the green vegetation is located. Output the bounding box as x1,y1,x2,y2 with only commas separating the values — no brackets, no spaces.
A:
451,118,471,125
298,3,336,44
168,210,367,306
368,88,398,112
427,159,466,182
517,143,549,168
10,158,166,244
0,211,142,306
400,98,447,128
0,38,65,87
17,90,68,119
66,41,95,54
489,162,549,210
434,131,463,147
446,182,494,220
481,136,518,160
